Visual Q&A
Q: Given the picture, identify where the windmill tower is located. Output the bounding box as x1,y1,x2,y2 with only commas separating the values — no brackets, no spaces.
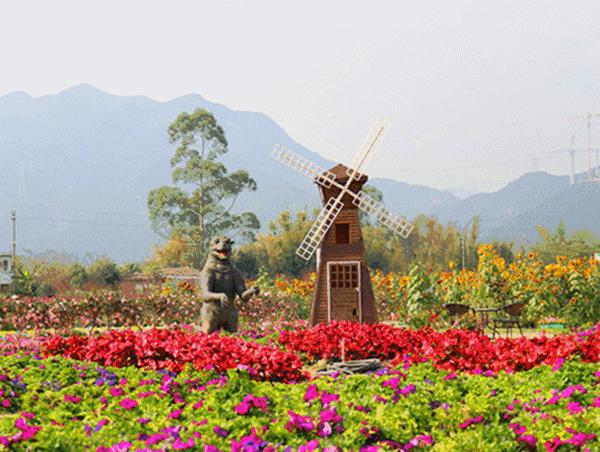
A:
272,119,414,325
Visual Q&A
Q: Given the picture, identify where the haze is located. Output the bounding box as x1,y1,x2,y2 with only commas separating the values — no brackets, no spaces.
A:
2,0,600,192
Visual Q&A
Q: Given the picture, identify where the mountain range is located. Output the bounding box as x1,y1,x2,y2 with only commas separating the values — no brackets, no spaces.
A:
0,85,598,261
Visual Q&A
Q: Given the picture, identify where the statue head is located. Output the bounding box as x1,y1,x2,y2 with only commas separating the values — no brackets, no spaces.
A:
209,236,234,261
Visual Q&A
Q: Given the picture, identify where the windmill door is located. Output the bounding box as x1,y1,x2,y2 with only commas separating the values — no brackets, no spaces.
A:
327,262,361,323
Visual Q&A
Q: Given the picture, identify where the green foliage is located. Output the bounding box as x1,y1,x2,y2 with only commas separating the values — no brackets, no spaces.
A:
1,354,598,450
405,264,439,327
87,258,121,286
237,209,318,277
147,108,260,268
533,221,599,263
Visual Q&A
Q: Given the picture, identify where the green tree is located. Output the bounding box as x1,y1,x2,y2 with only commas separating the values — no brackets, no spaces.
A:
237,209,318,277
532,221,599,263
148,108,260,268
88,258,120,286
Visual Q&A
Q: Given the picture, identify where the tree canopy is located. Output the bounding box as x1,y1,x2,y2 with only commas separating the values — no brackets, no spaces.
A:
148,109,260,268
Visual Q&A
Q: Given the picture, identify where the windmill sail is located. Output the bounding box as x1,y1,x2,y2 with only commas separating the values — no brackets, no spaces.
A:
271,145,336,188
346,118,391,181
296,197,344,260
352,191,413,238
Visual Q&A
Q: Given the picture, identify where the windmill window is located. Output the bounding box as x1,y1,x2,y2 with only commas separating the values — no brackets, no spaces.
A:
2,260,7,272
329,264,359,289
335,223,350,244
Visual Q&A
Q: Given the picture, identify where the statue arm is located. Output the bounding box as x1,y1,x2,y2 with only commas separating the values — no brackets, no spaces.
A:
234,270,259,302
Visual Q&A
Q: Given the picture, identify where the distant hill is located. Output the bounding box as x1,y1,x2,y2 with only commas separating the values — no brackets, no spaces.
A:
0,85,598,261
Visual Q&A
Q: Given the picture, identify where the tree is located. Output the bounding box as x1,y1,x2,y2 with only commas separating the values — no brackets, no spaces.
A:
236,209,318,277
88,258,120,286
148,109,260,268
532,221,599,263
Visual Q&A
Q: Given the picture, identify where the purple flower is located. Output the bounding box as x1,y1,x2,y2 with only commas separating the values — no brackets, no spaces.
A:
94,419,109,432
400,384,416,397
213,426,229,438
137,418,150,424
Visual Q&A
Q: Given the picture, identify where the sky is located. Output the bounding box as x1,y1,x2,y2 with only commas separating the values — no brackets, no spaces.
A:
1,0,600,192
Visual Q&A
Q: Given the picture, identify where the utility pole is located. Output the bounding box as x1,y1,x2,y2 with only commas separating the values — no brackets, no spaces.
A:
11,209,16,294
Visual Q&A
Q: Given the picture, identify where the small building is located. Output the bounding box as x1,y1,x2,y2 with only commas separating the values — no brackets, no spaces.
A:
119,267,201,298
0,254,13,292
160,267,201,288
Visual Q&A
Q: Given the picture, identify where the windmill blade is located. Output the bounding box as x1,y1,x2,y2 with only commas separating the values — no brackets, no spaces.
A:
296,196,344,261
352,191,413,238
272,145,337,188
347,118,391,180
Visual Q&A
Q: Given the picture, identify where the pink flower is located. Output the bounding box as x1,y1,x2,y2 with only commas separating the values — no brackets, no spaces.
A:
509,423,527,435
63,394,81,404
459,416,484,429
168,409,183,419
119,398,138,410
304,384,319,403
109,387,124,397
567,401,584,415
516,435,537,448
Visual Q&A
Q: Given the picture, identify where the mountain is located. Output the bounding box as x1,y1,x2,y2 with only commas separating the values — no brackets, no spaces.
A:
0,85,598,261
0,85,456,261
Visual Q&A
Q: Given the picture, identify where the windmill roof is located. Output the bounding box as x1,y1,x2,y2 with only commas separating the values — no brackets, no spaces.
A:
327,163,369,183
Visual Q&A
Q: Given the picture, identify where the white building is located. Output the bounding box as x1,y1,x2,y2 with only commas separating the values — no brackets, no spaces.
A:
0,254,13,288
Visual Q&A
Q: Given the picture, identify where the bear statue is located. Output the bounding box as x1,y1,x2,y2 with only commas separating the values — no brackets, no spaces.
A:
199,236,259,333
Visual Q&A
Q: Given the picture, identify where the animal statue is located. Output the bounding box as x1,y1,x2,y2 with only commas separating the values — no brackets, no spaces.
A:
199,236,259,333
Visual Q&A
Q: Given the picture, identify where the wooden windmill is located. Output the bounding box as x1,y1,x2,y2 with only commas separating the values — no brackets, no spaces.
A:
272,119,414,325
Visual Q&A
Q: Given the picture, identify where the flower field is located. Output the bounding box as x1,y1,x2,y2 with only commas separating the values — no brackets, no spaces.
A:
0,247,599,450
0,322,599,450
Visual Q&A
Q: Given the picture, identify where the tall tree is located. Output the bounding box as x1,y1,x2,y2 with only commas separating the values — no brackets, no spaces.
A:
148,109,260,268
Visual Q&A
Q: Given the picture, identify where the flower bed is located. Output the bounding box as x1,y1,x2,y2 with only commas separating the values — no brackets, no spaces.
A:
278,322,600,373
0,353,597,450
43,328,304,383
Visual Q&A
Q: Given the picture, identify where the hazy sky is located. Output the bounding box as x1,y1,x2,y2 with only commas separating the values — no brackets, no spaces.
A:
2,0,600,192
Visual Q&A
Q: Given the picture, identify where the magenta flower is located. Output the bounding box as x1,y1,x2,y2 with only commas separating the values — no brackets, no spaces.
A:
63,394,81,404
304,384,319,403
509,423,527,435
567,401,584,415
168,409,183,419
172,437,195,450
459,416,484,429
109,387,124,397
119,398,138,410
516,434,537,448
320,391,339,406
213,426,229,438
551,358,565,371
